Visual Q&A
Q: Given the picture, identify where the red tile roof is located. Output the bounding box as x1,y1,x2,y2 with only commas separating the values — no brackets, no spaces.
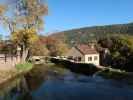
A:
75,44,98,55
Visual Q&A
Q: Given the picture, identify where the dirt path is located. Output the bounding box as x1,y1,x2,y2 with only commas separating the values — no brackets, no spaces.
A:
0,57,20,71
0,56,21,84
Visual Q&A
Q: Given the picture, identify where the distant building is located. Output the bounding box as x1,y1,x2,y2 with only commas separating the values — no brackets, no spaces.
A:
65,44,100,66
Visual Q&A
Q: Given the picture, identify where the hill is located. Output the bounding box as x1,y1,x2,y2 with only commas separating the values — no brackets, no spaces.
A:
50,22,133,46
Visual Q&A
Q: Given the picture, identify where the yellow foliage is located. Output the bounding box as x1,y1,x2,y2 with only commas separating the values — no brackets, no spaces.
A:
16,0,48,30
56,40,69,55
0,5,6,15
11,28,38,47
30,40,49,56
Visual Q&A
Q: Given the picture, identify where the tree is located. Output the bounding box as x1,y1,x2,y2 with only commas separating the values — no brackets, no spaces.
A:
0,3,17,33
13,0,48,61
0,0,48,62
30,40,49,56
11,28,38,62
98,34,133,71
0,4,6,16
39,36,69,56
15,0,48,30
56,40,69,56
0,34,3,41
0,40,4,53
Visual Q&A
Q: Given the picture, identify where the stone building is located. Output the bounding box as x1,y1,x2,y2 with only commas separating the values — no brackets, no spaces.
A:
65,44,100,66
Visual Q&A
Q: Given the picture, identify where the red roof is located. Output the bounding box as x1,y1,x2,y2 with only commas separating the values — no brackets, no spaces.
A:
75,44,98,55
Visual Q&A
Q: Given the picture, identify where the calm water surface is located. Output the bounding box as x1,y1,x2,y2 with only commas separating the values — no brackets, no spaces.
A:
0,64,133,100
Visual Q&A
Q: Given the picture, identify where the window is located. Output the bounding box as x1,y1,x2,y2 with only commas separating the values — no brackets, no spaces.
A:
68,56,73,60
94,56,98,61
75,57,81,62
88,57,92,61
78,57,81,61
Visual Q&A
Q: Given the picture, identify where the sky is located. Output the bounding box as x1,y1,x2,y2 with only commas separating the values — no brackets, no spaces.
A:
45,0,133,34
0,0,133,36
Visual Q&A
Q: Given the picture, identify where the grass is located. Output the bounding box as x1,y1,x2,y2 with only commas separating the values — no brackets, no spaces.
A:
16,62,33,72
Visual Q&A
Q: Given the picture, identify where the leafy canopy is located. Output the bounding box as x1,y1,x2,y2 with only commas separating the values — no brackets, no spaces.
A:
11,28,38,48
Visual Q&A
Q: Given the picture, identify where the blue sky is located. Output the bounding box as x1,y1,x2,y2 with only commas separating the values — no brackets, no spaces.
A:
0,0,133,36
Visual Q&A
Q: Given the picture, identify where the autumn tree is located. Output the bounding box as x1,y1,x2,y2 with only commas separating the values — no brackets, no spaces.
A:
15,0,48,30
41,36,69,56
11,28,38,61
30,40,49,56
14,0,47,61
0,3,17,34
56,40,69,56
0,0,48,62
0,4,6,15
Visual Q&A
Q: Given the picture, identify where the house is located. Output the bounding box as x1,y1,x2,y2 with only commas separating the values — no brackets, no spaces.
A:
65,44,100,66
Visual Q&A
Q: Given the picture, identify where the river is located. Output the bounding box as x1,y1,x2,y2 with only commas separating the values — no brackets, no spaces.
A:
0,64,133,100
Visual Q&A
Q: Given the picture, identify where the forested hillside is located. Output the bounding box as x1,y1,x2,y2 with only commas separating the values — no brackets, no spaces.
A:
51,22,133,45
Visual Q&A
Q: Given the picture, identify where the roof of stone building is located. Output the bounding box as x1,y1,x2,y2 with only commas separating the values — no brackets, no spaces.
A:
75,44,98,55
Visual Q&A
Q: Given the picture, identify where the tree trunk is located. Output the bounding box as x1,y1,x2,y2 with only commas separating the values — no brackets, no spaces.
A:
20,44,29,63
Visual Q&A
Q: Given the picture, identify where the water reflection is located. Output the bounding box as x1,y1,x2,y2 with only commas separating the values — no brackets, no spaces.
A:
0,64,133,100
32,79,133,100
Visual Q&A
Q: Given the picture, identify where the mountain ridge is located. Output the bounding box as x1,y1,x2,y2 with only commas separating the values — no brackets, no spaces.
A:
50,22,133,45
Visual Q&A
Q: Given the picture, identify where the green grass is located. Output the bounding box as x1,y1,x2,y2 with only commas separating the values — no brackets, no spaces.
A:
16,62,33,72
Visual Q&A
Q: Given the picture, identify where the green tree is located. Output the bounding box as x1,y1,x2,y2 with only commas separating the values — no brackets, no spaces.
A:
98,34,133,71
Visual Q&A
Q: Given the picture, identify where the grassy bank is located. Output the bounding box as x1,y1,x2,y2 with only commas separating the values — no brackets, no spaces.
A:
16,62,33,72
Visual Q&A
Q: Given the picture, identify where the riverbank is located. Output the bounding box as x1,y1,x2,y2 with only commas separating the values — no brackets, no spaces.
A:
0,69,17,84
1,61,133,88
0,62,33,85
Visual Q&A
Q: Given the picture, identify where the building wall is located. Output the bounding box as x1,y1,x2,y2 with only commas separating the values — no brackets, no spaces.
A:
65,47,84,61
65,47,100,65
84,54,100,65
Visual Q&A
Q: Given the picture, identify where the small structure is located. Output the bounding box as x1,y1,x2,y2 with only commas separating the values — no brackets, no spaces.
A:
65,44,100,66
